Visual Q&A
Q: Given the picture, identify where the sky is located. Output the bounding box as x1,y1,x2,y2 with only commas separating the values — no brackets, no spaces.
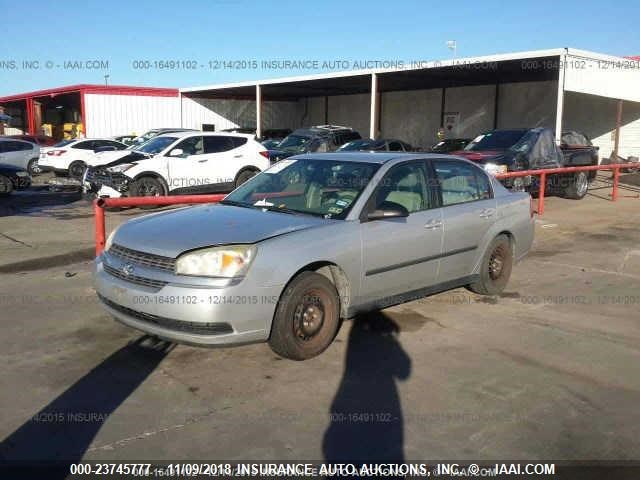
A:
1,0,639,96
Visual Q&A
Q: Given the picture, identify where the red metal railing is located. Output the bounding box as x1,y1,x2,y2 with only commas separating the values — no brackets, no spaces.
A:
93,163,639,256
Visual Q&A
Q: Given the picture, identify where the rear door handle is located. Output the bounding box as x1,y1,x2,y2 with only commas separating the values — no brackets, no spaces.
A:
479,208,495,218
234,154,243,158
424,219,443,229
198,159,209,163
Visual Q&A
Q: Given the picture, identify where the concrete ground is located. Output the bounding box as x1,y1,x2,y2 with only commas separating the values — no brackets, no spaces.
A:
1,173,639,463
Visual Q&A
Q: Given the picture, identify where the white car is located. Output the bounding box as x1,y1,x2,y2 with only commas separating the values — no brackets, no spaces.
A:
39,138,128,178
84,131,271,198
0,138,40,174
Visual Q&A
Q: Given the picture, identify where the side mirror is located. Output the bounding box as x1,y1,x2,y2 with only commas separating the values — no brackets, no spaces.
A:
367,208,409,221
169,148,184,157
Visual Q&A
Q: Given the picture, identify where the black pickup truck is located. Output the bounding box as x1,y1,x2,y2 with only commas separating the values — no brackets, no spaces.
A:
452,128,599,199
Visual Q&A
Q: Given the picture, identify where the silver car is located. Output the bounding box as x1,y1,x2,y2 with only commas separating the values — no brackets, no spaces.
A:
95,153,534,360
0,138,40,174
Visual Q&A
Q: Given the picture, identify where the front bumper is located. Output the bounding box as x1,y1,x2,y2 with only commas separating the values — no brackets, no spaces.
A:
94,251,283,346
83,167,130,196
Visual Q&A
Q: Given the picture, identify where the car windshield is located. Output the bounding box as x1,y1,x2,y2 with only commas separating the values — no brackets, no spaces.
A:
277,134,314,153
338,139,384,151
223,158,380,219
53,140,74,147
133,136,177,154
464,130,527,151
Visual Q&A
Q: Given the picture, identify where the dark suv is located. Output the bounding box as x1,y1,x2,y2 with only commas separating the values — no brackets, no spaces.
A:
269,125,361,160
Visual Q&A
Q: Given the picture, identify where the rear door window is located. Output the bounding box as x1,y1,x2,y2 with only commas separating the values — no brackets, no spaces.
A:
433,159,493,206
72,141,94,150
203,136,236,153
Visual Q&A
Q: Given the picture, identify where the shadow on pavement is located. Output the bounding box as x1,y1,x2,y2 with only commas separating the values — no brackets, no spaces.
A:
323,312,411,464
0,335,173,476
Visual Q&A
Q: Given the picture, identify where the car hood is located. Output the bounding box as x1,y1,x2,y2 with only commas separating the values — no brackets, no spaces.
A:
0,163,27,174
86,150,138,167
113,204,333,257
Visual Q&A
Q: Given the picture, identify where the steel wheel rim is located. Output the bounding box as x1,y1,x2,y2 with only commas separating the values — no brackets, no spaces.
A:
293,290,326,341
488,244,507,280
576,173,588,196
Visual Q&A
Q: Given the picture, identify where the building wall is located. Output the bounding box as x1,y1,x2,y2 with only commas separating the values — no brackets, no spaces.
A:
497,81,557,129
327,93,370,137
180,96,303,132
563,91,640,159
84,94,180,137
380,89,442,147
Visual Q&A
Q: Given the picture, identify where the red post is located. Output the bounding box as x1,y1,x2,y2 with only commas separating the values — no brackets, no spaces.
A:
612,164,620,201
94,200,106,256
538,172,546,215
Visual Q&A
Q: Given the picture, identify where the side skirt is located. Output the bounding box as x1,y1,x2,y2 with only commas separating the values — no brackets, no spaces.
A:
346,274,480,318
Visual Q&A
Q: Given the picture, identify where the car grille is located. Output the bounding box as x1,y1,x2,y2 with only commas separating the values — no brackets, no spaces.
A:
109,243,176,272
98,294,234,336
85,167,130,191
104,263,168,290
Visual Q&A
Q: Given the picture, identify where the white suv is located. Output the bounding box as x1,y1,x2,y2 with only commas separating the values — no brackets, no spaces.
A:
39,138,128,178
84,132,270,198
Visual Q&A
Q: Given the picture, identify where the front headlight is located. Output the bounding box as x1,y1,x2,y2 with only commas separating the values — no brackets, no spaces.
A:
15,171,30,177
175,245,256,278
484,163,508,175
107,163,136,173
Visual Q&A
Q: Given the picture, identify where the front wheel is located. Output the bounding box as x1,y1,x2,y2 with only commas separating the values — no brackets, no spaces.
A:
129,176,165,209
269,271,341,360
467,234,513,296
563,171,589,200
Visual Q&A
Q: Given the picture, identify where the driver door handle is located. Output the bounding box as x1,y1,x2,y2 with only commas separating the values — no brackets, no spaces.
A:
479,208,495,218
198,159,209,163
234,154,243,158
424,219,443,230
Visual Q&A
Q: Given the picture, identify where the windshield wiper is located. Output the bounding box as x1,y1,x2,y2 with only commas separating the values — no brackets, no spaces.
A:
219,200,253,208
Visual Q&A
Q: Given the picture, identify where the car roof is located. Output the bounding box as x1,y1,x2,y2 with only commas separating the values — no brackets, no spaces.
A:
155,131,255,139
294,152,461,164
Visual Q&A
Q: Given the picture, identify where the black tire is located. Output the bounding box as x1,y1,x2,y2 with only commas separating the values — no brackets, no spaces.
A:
234,169,258,189
467,234,513,296
563,171,589,200
129,176,166,209
27,159,40,175
68,161,86,179
269,271,341,360
0,175,13,196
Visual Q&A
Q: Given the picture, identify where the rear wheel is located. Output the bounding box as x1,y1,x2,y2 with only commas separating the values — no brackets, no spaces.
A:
269,271,341,360
68,161,86,179
129,176,165,209
234,169,258,189
563,171,589,200
0,175,13,196
467,234,513,296
27,159,40,175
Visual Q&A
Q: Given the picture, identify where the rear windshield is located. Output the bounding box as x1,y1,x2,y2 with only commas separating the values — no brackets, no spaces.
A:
464,131,527,151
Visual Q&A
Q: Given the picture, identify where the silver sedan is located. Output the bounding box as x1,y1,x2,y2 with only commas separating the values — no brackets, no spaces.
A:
95,153,534,360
